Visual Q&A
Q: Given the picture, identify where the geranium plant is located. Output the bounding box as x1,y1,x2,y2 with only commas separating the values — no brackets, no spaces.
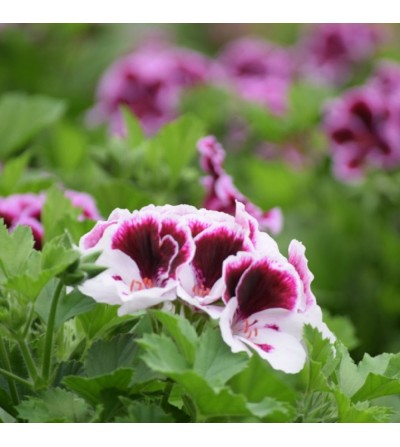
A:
1,23,400,424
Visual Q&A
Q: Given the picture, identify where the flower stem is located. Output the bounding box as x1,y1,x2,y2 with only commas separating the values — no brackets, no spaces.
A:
0,339,20,403
18,339,39,384
0,366,32,389
41,280,64,382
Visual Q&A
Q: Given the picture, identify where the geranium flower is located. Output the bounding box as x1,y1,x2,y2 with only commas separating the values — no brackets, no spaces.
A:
219,241,334,373
198,136,283,234
0,190,101,250
214,37,293,114
324,83,400,181
88,43,210,136
298,24,382,85
79,207,195,315
65,190,102,221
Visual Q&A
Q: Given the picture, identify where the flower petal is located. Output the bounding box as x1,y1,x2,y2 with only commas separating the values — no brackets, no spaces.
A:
236,257,300,317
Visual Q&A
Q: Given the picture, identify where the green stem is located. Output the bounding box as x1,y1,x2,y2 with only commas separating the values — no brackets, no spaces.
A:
21,304,35,340
0,339,20,404
18,340,39,384
0,366,32,389
41,280,64,382
161,380,173,409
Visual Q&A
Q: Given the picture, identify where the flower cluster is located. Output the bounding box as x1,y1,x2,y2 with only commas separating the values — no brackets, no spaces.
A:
79,202,333,373
324,61,400,181
198,135,283,234
88,42,210,136
299,23,382,86
0,190,101,249
213,37,293,115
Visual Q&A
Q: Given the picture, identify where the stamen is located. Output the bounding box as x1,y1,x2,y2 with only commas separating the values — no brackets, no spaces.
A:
130,280,144,292
130,277,154,292
143,277,154,288
244,319,249,333
192,284,211,297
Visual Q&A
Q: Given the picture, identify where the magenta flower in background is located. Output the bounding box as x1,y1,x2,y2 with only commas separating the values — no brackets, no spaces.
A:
88,43,210,136
198,136,283,234
213,37,293,115
0,193,45,249
298,24,382,86
324,65,400,181
65,190,102,221
0,189,101,249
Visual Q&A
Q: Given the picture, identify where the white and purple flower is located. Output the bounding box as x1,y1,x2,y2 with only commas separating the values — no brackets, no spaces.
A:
78,203,333,374
79,207,195,315
219,239,334,374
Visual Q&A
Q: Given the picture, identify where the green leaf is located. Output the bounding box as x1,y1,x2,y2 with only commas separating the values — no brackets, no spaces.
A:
335,390,392,423
0,153,31,195
47,121,88,171
116,398,174,423
0,93,65,158
352,374,400,402
337,349,400,402
84,334,139,377
171,371,289,420
151,310,198,364
63,368,135,406
150,115,204,185
193,326,248,388
0,223,35,281
138,333,189,374
287,82,333,131
0,388,18,419
121,107,145,148
35,283,96,329
41,185,81,243
16,388,94,422
229,354,297,405
76,303,130,340
303,325,338,392
95,180,151,216
138,332,290,421
244,102,290,142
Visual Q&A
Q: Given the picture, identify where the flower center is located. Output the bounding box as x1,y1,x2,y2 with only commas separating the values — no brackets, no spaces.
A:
192,284,211,297
236,318,259,339
130,277,154,292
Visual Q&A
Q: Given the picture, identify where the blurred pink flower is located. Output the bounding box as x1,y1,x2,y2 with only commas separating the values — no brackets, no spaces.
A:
213,37,293,114
0,189,101,249
89,44,210,136
299,24,382,85
324,63,400,181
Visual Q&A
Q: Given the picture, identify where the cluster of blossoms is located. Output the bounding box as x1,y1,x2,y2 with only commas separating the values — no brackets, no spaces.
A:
0,190,101,249
213,37,293,115
198,135,283,235
90,25,383,137
78,202,333,374
298,23,382,86
88,41,210,136
324,61,400,181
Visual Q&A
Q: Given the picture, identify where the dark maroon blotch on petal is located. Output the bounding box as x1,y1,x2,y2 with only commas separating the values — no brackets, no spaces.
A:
236,259,297,318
